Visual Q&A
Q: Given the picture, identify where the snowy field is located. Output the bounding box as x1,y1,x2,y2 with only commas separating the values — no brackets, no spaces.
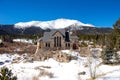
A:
0,50,120,80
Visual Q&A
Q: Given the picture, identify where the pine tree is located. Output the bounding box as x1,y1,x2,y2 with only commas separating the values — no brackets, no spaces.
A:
0,67,17,80
102,18,120,64
102,48,113,64
113,18,120,29
113,18,120,50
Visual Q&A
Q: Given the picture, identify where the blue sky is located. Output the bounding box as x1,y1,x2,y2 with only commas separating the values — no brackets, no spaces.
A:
0,0,120,27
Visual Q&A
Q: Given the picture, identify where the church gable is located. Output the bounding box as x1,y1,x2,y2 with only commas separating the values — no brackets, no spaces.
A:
52,31,64,37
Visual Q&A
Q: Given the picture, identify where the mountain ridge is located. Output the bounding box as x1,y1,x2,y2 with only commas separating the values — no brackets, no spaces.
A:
14,18,95,29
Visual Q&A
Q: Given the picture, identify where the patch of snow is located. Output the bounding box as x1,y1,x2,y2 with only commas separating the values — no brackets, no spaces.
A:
0,54,20,68
90,48,102,52
14,48,23,52
13,39,33,43
61,50,86,61
117,51,120,55
97,65,120,80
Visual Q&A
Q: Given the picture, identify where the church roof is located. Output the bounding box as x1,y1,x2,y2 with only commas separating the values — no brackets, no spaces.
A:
39,29,78,42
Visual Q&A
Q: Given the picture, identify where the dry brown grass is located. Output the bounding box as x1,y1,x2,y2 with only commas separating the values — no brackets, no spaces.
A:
32,76,39,80
39,66,51,69
39,70,54,78
33,68,54,80
0,42,36,55
34,66,51,71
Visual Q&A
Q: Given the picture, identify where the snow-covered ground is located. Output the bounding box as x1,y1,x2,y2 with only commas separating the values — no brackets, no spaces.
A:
13,39,33,43
0,50,120,80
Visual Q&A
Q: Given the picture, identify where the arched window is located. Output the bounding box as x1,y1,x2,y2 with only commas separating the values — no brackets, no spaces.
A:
46,43,47,47
54,36,62,47
68,43,70,47
60,37,61,47
66,43,67,47
48,43,50,47
54,37,56,47
57,36,59,47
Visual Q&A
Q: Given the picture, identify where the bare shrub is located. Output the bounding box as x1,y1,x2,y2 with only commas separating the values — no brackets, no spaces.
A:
78,71,86,75
32,69,54,80
39,66,51,69
32,76,39,80
87,48,98,79
34,49,53,61
53,51,77,62
39,70,54,78
79,47,90,57
88,57,97,79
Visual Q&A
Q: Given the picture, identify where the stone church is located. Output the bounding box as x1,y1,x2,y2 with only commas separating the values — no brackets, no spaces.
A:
38,29,78,50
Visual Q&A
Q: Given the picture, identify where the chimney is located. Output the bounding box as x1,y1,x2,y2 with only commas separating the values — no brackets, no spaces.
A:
65,29,70,42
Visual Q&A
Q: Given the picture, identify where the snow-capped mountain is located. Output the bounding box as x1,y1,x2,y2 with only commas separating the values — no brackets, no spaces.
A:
14,18,95,29
0,19,112,35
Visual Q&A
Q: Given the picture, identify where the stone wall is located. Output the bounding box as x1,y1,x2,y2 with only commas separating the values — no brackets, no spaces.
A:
34,49,77,62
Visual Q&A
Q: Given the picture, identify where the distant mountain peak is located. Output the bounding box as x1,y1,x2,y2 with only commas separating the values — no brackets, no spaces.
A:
14,18,95,29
